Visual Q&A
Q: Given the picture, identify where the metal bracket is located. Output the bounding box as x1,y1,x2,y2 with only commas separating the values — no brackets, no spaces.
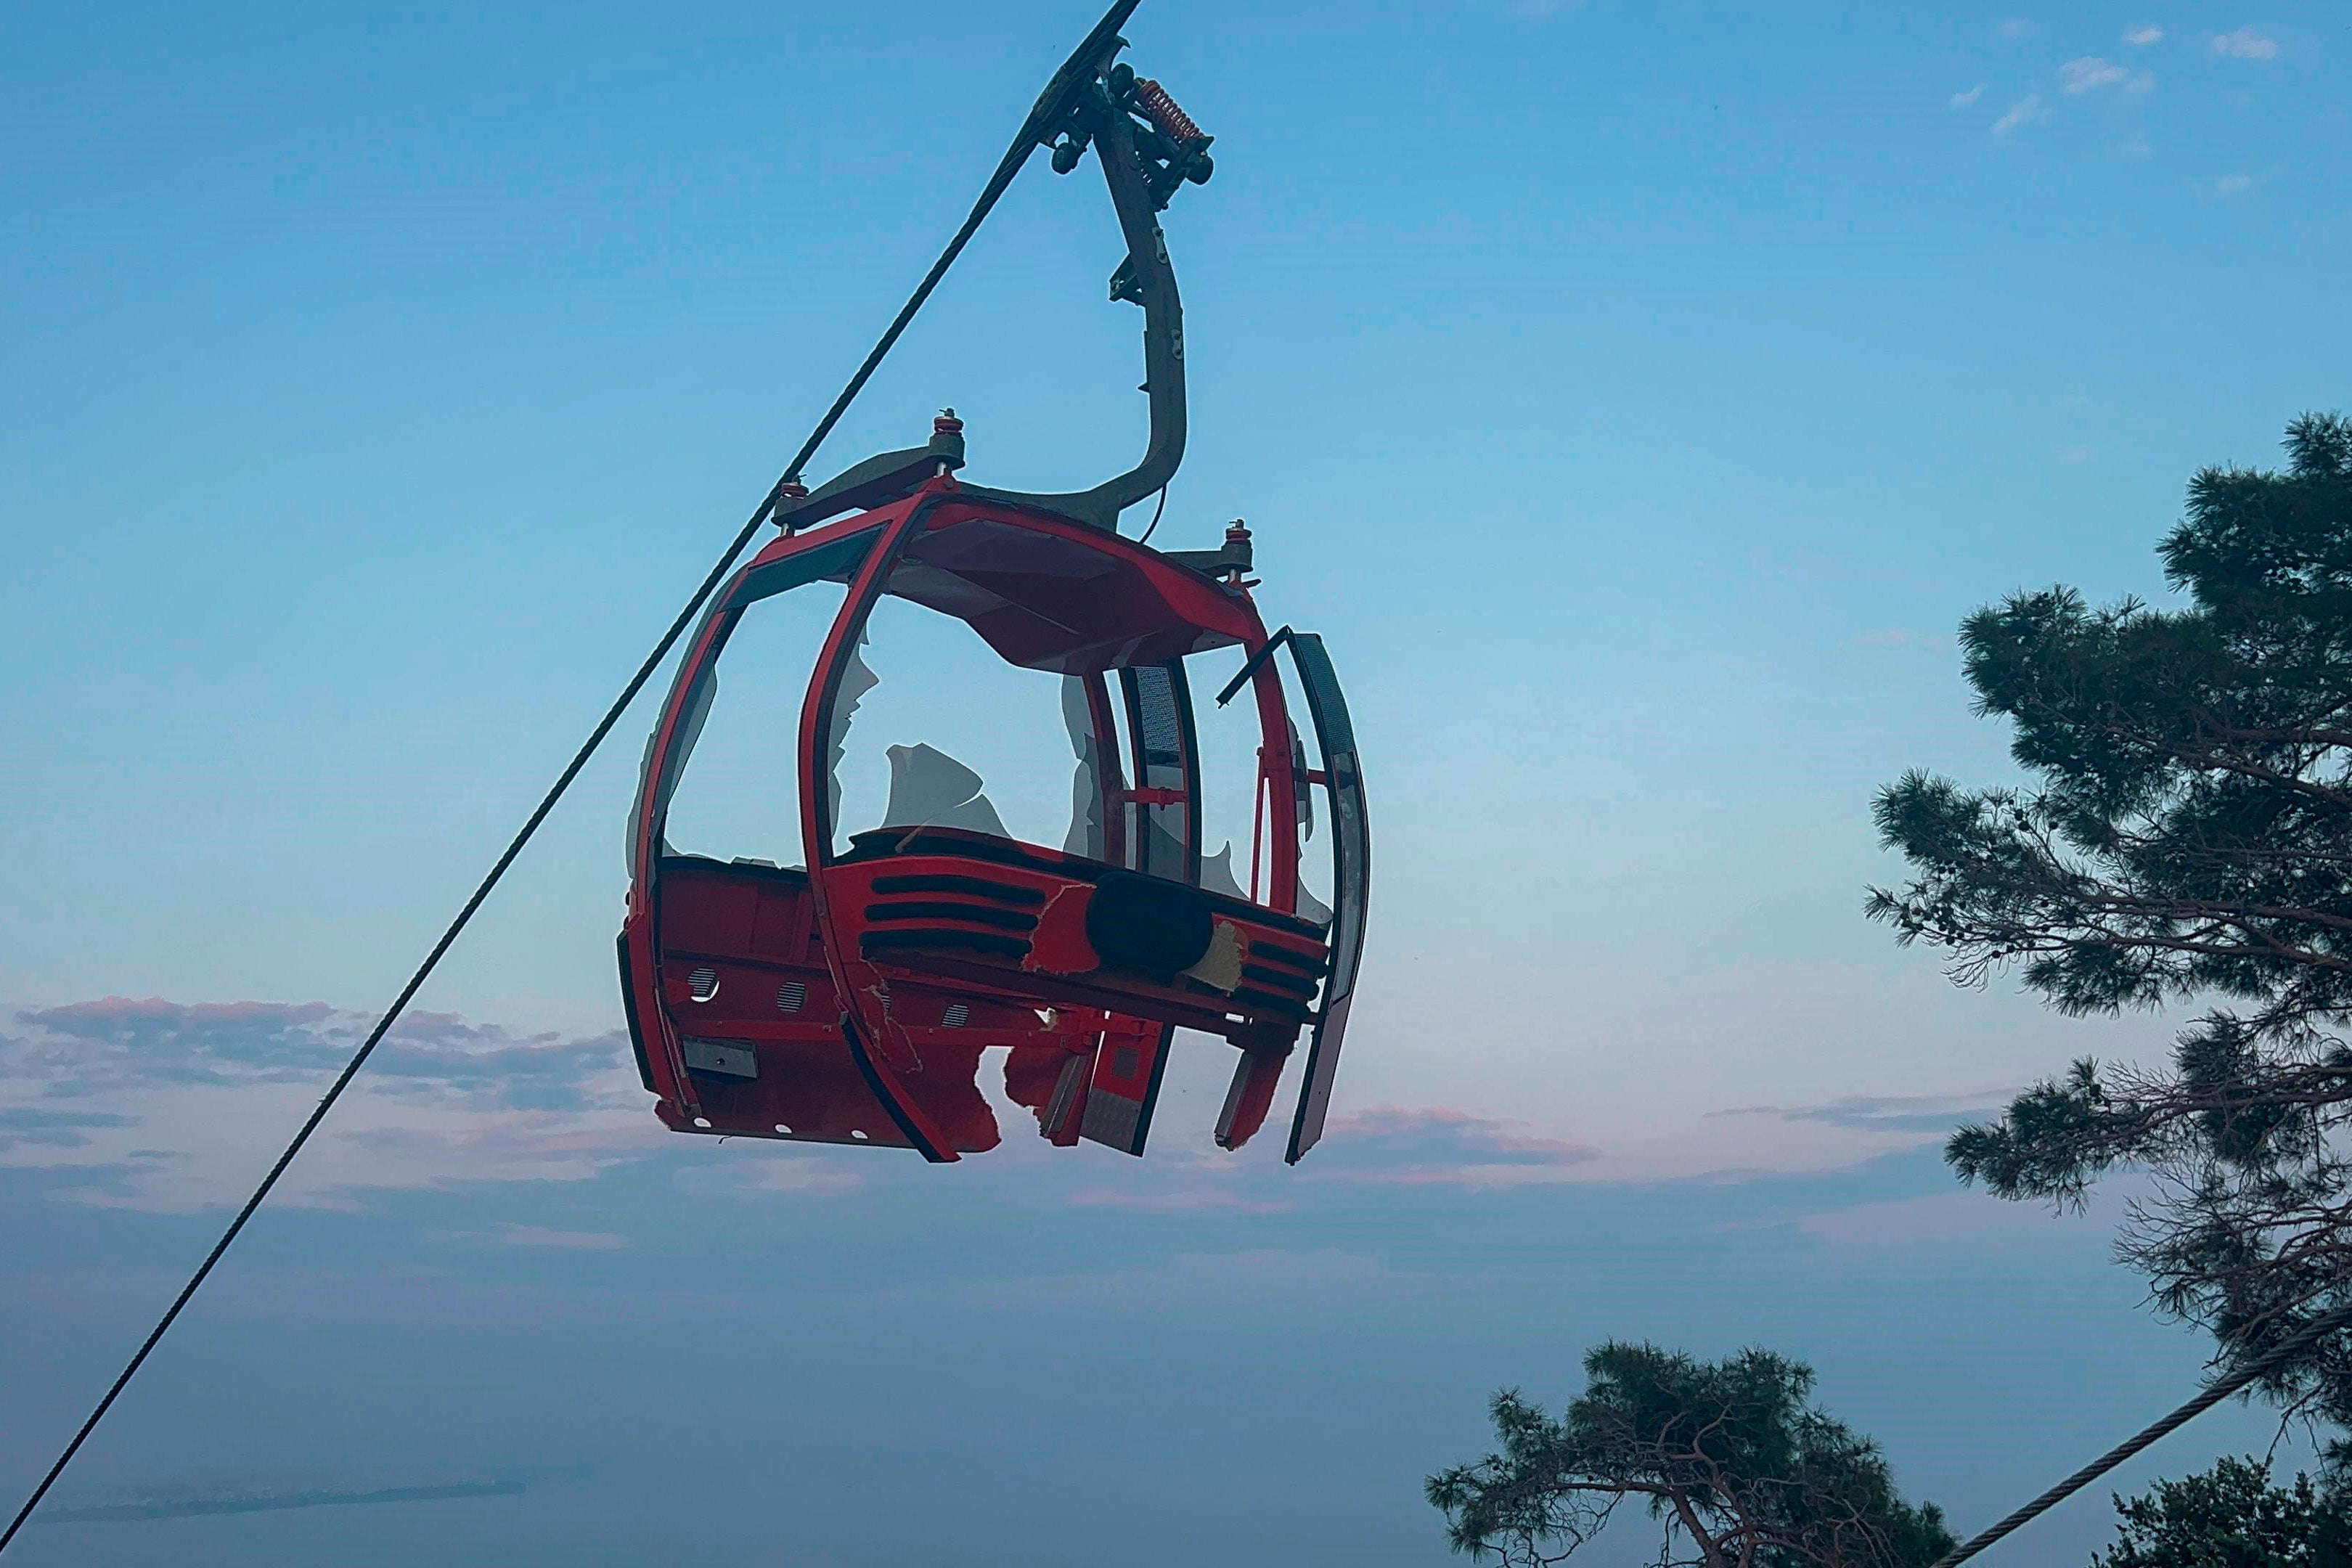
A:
1165,518,1253,583
774,417,966,531
1214,626,1295,708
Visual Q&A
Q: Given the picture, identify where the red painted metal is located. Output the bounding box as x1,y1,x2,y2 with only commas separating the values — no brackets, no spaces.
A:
618,475,1360,1162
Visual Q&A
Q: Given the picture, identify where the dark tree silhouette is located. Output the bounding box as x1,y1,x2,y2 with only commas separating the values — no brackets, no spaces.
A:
2095,1455,2351,1567
1869,412,2352,1461
1426,1342,1952,1568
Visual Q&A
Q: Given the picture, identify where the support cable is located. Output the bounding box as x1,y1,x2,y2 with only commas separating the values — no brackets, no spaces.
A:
1931,1303,2352,1567
0,3,1139,1551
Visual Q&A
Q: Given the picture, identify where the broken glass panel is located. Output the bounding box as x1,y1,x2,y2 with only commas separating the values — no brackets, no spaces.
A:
654,578,846,871
1200,841,1248,901
1061,675,1107,860
881,742,1010,838
824,640,880,841
1271,642,1339,925
829,595,1095,856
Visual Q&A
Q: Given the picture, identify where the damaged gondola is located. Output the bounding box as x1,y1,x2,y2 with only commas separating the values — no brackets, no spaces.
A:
616,24,1367,1164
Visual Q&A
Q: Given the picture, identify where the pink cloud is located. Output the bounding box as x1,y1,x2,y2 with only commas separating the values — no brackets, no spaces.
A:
1310,1105,1600,1186
23,997,334,1037
0,999,661,1211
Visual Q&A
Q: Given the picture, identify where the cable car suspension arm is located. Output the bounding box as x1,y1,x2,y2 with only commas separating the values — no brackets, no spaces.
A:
781,20,1218,534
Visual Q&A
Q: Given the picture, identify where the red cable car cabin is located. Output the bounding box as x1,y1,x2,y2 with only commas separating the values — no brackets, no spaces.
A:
617,480,1367,1164
617,29,1365,1164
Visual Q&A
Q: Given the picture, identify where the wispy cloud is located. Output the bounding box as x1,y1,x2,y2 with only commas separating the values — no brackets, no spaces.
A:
2210,173,2254,196
1711,1089,2015,1140
2061,57,2129,93
1950,83,1987,109
672,1153,864,1198
1735,1189,2114,1254
0,1000,659,1211
20,997,343,1085
0,994,2073,1215
1306,1106,1600,1187
2209,26,2279,60
2123,23,2163,46
1997,17,2035,40
0,1105,137,1151
1992,94,2051,136
2057,444,2097,466
2059,57,2153,95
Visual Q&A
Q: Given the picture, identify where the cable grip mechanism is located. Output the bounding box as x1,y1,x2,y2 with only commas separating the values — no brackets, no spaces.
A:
1046,48,1214,210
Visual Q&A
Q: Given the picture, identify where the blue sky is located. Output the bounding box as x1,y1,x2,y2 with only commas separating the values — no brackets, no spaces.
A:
4,1,2349,1563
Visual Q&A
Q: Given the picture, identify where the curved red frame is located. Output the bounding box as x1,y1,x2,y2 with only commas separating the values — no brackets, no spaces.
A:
618,478,1365,1162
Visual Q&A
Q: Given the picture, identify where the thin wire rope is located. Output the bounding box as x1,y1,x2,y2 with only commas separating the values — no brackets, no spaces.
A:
0,6,1127,1545
1931,1302,2352,1566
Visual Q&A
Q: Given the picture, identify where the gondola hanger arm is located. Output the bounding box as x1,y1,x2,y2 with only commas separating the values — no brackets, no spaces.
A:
780,17,1218,536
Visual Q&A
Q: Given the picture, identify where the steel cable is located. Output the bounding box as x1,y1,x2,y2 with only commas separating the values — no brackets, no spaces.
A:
1931,1303,2352,1566
0,2,1139,1551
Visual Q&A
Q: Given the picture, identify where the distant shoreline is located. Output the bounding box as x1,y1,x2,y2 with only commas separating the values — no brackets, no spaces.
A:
45,1478,528,1524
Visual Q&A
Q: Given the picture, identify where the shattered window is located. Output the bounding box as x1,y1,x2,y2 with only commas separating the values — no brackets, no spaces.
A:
1061,674,1108,861
1188,648,1263,901
1277,646,1340,927
827,595,1104,859
656,581,847,871
1185,643,1331,922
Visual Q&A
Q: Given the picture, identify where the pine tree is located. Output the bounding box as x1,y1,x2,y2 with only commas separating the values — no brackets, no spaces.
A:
1428,1343,1953,1568
2096,1456,2351,1567
1871,412,2352,1462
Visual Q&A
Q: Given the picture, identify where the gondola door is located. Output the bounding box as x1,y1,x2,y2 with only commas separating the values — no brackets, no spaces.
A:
794,495,995,1161
1281,633,1368,1162
619,518,981,1150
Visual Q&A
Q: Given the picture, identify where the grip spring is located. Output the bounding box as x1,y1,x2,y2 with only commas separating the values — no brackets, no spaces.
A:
1134,78,1206,146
